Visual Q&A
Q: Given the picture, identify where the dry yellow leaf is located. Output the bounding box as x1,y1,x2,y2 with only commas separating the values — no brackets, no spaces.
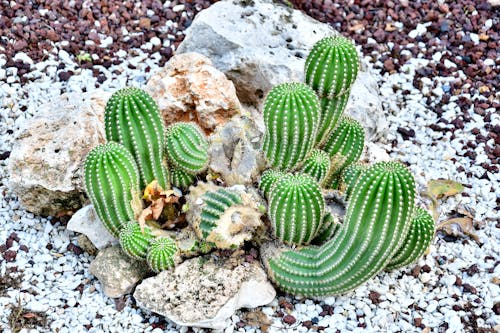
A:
437,217,479,242
427,179,464,199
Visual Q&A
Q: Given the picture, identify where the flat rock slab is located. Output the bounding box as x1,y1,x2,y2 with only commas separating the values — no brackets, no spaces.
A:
134,253,276,330
90,246,150,298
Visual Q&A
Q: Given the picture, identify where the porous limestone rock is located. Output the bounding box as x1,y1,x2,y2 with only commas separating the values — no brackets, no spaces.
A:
208,114,266,186
67,205,116,250
134,253,276,330
145,52,241,134
186,182,265,249
361,142,392,164
177,0,387,142
89,246,150,298
177,0,334,105
8,91,109,216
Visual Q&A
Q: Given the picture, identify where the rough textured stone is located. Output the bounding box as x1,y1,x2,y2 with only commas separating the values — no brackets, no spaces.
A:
145,52,241,134
177,0,386,142
89,246,150,298
67,205,116,250
360,142,392,164
186,182,265,249
134,252,276,329
208,114,266,186
177,0,334,105
8,91,109,216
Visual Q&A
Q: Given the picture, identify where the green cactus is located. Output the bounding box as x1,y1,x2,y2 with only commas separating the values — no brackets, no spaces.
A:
262,82,321,171
315,94,350,146
386,208,435,270
259,169,285,199
322,116,365,188
165,122,209,175
198,188,242,239
312,212,341,245
119,221,154,259
104,87,169,189
266,161,416,296
84,142,141,237
268,173,325,245
305,35,359,99
339,162,367,199
170,167,197,190
300,149,331,183
146,237,178,273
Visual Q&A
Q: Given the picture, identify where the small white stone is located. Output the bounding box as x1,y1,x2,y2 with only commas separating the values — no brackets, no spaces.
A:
408,29,419,39
150,37,161,47
469,33,479,45
116,50,127,58
484,19,493,30
13,52,34,65
484,59,495,66
432,52,442,62
444,59,457,68
172,4,185,12
100,36,113,48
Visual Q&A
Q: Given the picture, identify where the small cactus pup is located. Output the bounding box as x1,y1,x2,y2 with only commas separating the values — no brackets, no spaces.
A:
262,82,321,171
305,35,360,99
259,169,285,199
339,162,367,199
165,122,209,175
315,94,350,146
187,182,264,249
386,207,435,271
312,211,341,245
119,221,154,259
104,87,169,189
170,167,197,190
84,142,142,237
265,161,416,296
268,173,325,245
322,116,365,188
146,237,179,273
300,149,331,183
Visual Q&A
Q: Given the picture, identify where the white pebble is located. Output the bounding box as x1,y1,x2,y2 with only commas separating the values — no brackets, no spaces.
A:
172,4,185,12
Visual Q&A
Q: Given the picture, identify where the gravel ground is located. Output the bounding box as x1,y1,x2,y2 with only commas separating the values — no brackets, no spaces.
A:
1,0,499,332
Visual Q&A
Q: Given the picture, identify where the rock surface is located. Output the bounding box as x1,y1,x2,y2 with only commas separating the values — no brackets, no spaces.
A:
67,205,116,250
8,91,109,216
177,0,334,105
89,246,150,298
145,52,241,134
208,115,266,186
177,0,386,142
134,253,276,329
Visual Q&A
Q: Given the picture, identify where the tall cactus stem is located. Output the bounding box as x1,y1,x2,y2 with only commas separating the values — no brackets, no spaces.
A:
262,82,321,171
315,94,350,146
104,87,169,189
84,142,142,237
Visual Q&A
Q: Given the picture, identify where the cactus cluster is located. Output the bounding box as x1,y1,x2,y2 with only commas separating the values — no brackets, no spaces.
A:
82,33,433,297
266,162,417,296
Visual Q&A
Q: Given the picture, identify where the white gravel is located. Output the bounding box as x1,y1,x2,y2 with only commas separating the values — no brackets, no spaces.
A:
1,28,499,333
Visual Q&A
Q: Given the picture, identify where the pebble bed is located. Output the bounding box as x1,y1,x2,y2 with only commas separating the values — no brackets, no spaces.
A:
0,0,499,332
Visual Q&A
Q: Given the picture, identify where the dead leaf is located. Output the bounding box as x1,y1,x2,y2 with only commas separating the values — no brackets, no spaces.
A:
138,180,181,230
492,277,500,285
427,179,464,200
244,310,272,332
437,217,479,242
349,23,364,32
385,23,397,32
421,190,440,222
22,312,38,319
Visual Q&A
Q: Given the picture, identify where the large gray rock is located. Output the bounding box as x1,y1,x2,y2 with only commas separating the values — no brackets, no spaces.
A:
8,91,109,216
89,246,150,298
67,205,116,250
177,0,387,142
134,253,275,330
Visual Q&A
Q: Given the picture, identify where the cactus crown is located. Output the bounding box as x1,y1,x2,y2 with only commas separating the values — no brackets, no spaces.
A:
84,142,141,237
104,87,169,189
119,221,154,260
300,149,331,183
268,173,325,245
165,122,209,175
262,82,320,171
259,169,286,199
305,35,360,99
146,237,178,273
